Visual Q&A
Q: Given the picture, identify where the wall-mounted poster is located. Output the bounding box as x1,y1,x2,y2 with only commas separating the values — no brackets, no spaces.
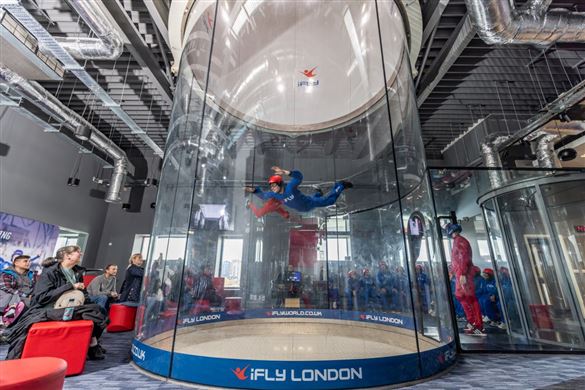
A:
0,212,60,272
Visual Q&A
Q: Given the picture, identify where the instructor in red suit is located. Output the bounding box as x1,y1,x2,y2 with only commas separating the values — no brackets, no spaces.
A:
447,223,486,336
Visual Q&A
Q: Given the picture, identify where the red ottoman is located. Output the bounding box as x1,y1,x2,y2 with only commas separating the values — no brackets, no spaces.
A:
22,320,93,376
0,357,67,390
107,304,137,332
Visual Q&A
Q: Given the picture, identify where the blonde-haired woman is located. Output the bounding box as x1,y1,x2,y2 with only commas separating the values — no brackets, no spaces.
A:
119,253,145,303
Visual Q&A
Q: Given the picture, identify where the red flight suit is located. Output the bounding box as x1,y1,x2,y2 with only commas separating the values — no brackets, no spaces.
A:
451,234,483,330
248,198,289,219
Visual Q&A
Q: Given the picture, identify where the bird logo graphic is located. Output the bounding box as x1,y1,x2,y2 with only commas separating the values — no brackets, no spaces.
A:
301,66,317,78
232,365,250,380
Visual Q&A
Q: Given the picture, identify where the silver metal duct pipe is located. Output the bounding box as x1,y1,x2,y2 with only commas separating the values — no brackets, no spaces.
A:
480,136,510,188
0,65,128,203
0,2,164,157
535,134,559,169
465,0,585,45
52,0,123,60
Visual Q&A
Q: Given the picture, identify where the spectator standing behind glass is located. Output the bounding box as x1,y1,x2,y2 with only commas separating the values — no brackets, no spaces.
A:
119,254,145,303
87,265,119,312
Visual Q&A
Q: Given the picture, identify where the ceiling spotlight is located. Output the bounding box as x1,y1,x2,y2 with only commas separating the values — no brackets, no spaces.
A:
557,148,577,161
74,124,92,141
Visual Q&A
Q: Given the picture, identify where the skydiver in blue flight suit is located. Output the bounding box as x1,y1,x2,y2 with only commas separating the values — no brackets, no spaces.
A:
392,266,409,312
481,268,506,329
376,261,393,310
245,166,353,213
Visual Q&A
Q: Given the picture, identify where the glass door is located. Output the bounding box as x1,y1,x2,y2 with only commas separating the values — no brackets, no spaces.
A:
541,180,585,336
498,187,584,348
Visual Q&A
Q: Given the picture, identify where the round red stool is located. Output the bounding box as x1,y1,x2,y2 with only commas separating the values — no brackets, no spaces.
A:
0,357,67,390
107,304,137,332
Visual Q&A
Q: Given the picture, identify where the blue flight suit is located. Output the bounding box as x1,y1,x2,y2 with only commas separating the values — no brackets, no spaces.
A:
376,269,393,309
474,274,487,316
481,278,501,321
416,270,431,312
392,269,409,312
254,170,346,212
450,275,465,318
359,273,377,310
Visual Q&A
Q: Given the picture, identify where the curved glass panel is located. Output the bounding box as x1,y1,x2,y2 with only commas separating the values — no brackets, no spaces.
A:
132,1,456,387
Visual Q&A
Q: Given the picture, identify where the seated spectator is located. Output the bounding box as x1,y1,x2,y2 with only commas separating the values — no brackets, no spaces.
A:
119,254,145,303
5,245,107,361
0,255,35,322
87,264,119,312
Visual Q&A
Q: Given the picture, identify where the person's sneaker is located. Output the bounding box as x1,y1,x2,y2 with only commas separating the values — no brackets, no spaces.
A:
482,315,490,323
470,328,487,337
97,344,107,354
496,322,507,330
340,180,353,189
465,322,474,331
87,345,105,360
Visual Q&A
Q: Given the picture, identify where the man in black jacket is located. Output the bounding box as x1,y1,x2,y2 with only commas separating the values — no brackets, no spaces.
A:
6,245,107,360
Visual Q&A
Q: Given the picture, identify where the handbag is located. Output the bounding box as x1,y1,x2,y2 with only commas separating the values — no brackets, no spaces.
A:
54,290,85,309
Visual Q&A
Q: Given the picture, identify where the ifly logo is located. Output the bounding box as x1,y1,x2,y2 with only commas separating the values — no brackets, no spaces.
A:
359,314,404,325
234,367,363,382
298,66,319,88
301,66,317,78
131,344,146,361
232,365,250,380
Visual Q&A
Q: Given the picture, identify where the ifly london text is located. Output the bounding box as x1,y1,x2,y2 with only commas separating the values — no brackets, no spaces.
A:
234,367,363,383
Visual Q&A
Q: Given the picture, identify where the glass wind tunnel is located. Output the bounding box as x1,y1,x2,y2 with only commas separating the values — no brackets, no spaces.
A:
132,1,456,388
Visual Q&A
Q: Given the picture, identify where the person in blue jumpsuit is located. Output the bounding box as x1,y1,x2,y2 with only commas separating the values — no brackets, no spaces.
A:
359,268,377,310
415,264,431,314
449,269,465,319
245,166,353,213
376,261,393,310
473,265,487,320
481,268,506,328
392,266,409,312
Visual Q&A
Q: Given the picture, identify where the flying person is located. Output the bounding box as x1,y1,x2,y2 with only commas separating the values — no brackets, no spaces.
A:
244,166,353,213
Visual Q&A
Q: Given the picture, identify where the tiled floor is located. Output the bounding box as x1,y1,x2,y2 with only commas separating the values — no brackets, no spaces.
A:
2,331,584,389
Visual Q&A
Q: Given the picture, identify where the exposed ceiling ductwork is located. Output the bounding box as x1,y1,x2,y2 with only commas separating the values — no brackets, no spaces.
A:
0,1,164,157
0,65,128,203
52,0,124,60
465,0,585,45
480,135,510,188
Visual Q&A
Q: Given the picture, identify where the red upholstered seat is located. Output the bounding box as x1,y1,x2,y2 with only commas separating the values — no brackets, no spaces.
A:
22,320,93,376
82,274,97,286
107,304,137,332
0,357,67,390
